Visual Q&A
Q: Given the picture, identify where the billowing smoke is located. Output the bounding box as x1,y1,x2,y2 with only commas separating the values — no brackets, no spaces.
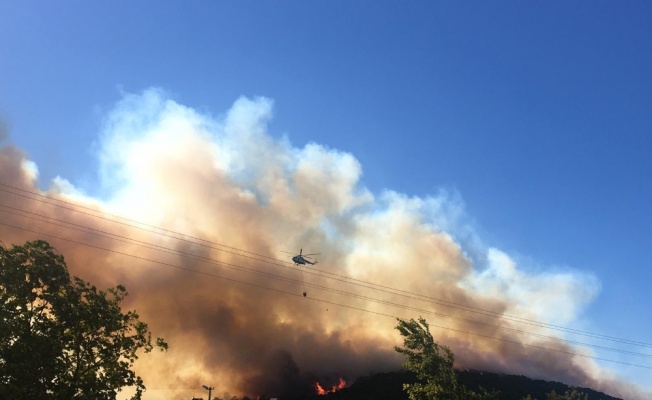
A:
0,88,646,399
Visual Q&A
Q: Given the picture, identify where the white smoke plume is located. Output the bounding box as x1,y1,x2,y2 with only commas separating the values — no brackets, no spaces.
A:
0,88,647,399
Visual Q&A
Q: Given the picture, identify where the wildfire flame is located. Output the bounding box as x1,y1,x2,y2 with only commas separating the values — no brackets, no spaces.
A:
314,378,346,395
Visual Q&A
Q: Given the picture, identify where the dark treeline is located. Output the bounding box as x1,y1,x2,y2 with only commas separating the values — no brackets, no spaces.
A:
317,370,621,400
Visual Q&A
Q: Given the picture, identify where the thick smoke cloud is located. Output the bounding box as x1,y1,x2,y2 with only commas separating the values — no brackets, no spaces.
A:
0,88,645,399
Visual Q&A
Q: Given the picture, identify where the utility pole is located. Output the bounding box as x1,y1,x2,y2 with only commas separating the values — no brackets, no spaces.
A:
202,385,214,400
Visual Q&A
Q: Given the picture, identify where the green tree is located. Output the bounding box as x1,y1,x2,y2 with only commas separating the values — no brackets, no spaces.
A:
521,388,591,400
546,389,589,400
0,240,167,400
395,317,496,400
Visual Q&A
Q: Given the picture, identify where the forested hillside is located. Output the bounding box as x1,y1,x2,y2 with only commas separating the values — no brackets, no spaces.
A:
320,370,621,400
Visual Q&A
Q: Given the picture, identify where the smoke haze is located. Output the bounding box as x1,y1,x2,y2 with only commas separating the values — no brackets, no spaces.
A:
0,88,645,399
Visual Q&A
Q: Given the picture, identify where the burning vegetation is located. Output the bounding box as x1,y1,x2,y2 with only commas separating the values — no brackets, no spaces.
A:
314,378,347,395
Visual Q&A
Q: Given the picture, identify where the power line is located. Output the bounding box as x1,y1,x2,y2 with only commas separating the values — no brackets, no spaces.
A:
2,185,652,356
0,183,279,262
1,184,651,366
5,204,652,361
1,183,650,349
1,216,651,370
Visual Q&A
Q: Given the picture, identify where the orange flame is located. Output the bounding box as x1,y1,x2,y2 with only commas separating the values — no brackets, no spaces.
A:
314,382,327,395
314,378,346,395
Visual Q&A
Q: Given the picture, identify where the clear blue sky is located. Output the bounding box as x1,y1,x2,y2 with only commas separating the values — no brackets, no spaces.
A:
2,0,651,391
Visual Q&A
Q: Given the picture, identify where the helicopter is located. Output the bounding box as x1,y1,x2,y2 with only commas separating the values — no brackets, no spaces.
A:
285,249,319,266
281,249,320,298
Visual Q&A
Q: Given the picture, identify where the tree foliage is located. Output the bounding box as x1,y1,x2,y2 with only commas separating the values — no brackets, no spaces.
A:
395,317,497,400
544,389,589,400
0,240,167,400
521,388,590,400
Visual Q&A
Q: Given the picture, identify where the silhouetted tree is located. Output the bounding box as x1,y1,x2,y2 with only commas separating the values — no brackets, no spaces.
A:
395,317,497,400
0,240,167,399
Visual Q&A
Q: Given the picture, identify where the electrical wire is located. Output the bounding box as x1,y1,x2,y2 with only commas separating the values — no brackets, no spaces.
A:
3,183,648,348
1,214,652,370
5,204,652,361
1,183,651,370
2,218,651,370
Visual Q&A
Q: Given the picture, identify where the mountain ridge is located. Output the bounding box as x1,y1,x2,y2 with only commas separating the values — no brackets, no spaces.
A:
317,370,622,400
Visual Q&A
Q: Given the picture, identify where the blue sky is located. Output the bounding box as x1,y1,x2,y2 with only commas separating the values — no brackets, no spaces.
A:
2,1,652,395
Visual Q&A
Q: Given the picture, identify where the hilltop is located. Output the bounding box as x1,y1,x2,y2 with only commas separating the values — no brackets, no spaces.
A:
316,370,621,400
